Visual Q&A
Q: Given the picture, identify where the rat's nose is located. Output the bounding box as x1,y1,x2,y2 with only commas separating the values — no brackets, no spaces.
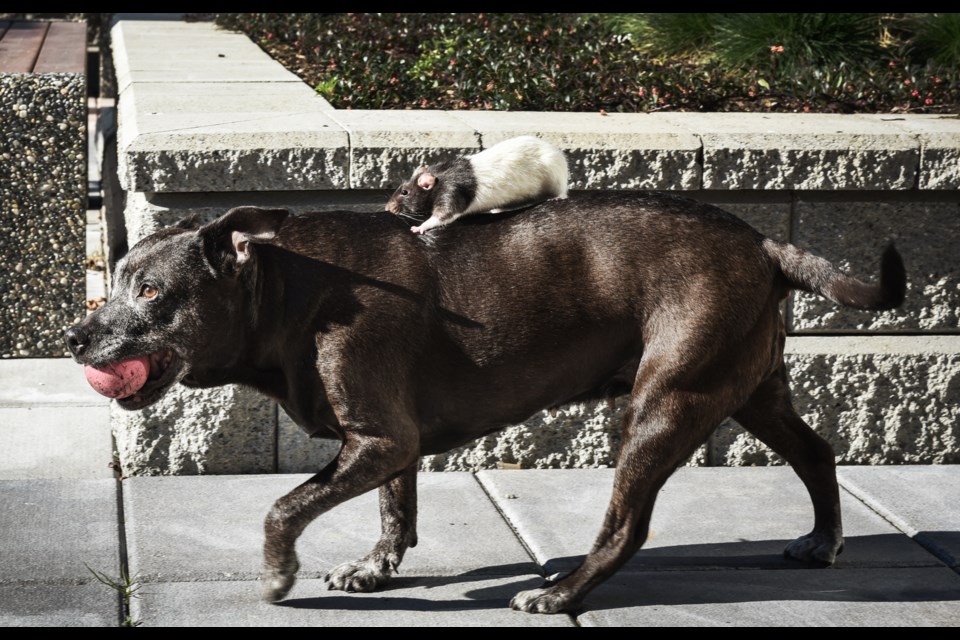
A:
64,325,89,358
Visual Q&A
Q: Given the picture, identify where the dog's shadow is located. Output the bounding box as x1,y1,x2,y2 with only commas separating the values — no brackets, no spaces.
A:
277,534,960,614
277,563,540,612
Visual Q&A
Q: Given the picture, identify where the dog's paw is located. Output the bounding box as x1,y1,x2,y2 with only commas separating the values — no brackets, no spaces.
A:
324,556,394,593
260,556,299,603
784,531,844,567
510,586,577,614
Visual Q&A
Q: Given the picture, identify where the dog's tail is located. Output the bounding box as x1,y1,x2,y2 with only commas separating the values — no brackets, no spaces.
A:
764,239,906,310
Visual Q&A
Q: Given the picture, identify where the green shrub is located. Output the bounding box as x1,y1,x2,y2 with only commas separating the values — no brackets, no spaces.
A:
713,13,884,76
214,13,958,114
910,13,960,67
643,13,721,56
216,13,743,112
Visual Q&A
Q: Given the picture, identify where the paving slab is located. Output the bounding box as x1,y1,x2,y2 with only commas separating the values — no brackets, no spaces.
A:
450,110,701,190
838,465,960,568
131,575,573,627
579,567,960,627
0,479,120,583
0,583,120,627
123,473,537,583
0,406,113,479
326,110,480,189
660,112,918,190
478,467,940,575
0,358,106,407
866,114,960,190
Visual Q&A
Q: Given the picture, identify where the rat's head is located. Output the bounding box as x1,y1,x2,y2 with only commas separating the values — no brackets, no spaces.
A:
385,165,438,216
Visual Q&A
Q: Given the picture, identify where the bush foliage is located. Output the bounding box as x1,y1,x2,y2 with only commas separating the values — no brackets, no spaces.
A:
215,13,959,113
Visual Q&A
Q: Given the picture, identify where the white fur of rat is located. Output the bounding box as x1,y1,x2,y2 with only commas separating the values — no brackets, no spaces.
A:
385,135,569,234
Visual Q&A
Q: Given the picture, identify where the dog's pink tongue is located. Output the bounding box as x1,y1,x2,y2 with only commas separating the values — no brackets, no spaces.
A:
83,356,150,399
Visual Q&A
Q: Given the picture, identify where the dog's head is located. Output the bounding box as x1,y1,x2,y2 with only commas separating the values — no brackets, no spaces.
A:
64,207,288,410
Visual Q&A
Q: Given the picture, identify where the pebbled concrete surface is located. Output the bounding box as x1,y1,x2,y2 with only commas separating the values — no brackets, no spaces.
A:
0,73,87,358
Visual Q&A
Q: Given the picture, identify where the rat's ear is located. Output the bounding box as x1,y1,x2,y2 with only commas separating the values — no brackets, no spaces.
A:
413,165,428,177
417,172,436,190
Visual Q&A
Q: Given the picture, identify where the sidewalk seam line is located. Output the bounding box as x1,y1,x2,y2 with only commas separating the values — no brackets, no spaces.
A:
471,472,582,626
838,475,958,573
471,472,543,575
115,477,133,625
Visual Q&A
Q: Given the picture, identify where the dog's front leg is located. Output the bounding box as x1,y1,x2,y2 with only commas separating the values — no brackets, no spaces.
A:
261,434,418,603
325,460,418,592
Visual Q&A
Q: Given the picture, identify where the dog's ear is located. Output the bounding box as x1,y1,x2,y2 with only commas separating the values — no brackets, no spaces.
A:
199,206,289,273
172,213,202,230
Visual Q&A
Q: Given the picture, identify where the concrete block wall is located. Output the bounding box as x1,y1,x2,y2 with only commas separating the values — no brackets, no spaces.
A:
109,18,960,475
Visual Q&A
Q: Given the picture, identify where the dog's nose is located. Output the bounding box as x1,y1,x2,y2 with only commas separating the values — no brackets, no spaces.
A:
64,325,89,358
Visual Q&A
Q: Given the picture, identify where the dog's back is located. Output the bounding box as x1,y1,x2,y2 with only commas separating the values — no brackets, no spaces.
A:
271,192,780,449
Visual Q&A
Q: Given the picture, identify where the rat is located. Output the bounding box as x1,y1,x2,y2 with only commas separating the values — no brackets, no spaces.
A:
385,135,569,234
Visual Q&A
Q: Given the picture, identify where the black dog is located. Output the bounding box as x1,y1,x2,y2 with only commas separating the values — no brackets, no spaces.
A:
64,192,904,613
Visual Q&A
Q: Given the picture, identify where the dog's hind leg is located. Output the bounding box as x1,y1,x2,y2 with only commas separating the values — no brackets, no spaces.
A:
260,430,419,603
732,365,844,566
511,345,751,614
324,460,419,592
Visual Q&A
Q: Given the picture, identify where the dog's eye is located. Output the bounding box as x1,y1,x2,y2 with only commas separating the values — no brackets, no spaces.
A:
139,284,159,299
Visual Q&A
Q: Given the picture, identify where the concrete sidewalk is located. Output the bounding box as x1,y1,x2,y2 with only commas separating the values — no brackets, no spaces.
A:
1,358,959,626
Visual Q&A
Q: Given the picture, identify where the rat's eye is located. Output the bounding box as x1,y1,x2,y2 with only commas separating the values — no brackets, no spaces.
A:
401,189,409,196
139,284,159,299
